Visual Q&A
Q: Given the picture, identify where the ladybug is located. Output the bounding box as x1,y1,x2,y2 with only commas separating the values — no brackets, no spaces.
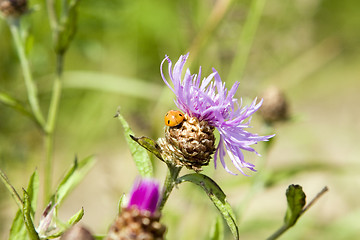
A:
165,110,185,127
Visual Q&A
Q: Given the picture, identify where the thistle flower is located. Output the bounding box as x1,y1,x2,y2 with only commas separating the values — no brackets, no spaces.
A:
106,178,166,240
160,53,274,175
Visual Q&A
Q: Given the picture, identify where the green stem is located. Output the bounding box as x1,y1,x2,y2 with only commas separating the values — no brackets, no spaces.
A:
8,19,45,128
159,164,182,210
227,0,267,83
43,53,64,203
267,224,289,240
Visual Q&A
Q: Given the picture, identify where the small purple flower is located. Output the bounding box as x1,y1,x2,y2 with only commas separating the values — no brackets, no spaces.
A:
160,53,275,175
128,178,161,214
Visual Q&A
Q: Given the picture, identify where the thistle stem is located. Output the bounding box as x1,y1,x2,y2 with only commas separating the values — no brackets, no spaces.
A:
8,19,45,128
159,164,182,210
43,53,64,203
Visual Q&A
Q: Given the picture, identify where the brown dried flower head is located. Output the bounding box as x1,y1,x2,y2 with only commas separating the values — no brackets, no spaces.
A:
158,114,216,172
106,207,166,240
0,0,28,17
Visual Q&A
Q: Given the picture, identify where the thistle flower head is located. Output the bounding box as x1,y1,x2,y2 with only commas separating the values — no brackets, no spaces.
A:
106,178,166,240
128,178,160,214
160,53,275,175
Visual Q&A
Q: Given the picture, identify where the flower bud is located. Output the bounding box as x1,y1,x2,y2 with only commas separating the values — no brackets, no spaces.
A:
0,0,27,18
258,86,289,123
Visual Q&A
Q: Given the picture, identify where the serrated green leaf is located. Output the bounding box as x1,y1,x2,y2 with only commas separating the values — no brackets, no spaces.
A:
130,135,163,161
23,190,40,240
177,173,239,240
284,184,306,227
209,216,224,240
9,210,29,240
52,155,96,206
115,111,153,177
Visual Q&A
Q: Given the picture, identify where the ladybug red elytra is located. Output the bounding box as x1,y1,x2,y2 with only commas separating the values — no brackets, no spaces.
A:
164,110,185,127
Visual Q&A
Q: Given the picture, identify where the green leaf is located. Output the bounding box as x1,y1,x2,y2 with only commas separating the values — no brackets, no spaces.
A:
23,190,40,240
0,91,36,122
9,210,29,240
284,184,306,227
177,173,239,240
118,193,126,214
54,0,81,54
0,168,23,210
52,155,96,206
130,135,163,161
67,207,84,225
115,111,153,177
208,216,224,240
26,170,39,217
8,170,39,240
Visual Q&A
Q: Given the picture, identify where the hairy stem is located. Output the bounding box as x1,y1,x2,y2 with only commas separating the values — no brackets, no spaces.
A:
159,164,182,210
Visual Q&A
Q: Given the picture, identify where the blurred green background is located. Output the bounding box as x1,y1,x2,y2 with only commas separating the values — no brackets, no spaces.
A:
1,0,360,239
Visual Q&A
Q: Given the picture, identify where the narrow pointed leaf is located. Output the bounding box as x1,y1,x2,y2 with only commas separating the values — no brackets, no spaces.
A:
284,184,306,227
52,155,96,206
115,111,153,177
0,168,23,209
0,92,36,122
177,173,239,240
9,210,29,240
23,190,40,240
8,170,39,240
118,193,126,214
67,207,85,225
26,170,39,217
130,135,163,161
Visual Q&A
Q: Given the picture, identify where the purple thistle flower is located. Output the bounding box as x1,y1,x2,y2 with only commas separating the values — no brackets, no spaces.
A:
160,53,275,175
128,178,161,214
